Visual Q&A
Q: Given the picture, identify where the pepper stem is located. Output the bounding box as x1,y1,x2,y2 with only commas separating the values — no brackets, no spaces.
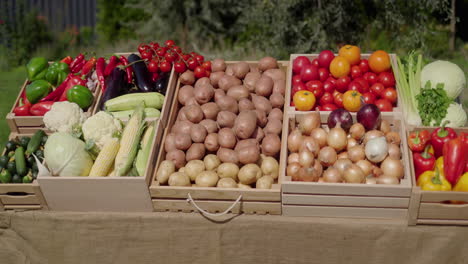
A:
421,145,432,159
431,168,442,185
437,120,451,138
117,59,146,70
412,131,421,144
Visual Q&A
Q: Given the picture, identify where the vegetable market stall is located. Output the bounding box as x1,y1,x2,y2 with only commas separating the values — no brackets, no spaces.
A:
0,211,467,264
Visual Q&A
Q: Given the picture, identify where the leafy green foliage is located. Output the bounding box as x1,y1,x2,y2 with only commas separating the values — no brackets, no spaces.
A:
416,82,452,126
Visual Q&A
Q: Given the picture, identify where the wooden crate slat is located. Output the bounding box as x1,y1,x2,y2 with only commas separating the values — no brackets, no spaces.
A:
0,195,40,205
420,191,468,203
418,203,468,220
417,219,468,225
0,184,36,194
152,199,281,215
151,186,280,201
4,204,42,211
282,205,408,219
282,182,411,197
283,194,410,208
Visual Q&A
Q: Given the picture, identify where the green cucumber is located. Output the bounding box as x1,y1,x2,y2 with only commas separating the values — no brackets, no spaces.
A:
26,130,46,155
15,147,27,176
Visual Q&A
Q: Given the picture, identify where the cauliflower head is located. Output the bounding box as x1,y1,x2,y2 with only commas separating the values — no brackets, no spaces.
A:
82,111,122,149
44,101,87,133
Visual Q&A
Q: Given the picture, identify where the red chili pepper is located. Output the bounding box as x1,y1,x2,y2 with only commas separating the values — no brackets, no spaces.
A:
21,90,31,105
60,56,73,65
13,98,31,116
443,136,466,185
413,145,436,180
431,121,457,158
408,130,430,152
40,74,72,102
71,59,87,74
70,53,85,69
30,101,54,116
104,56,119,76
81,57,97,76
96,57,106,92
119,55,133,83
59,75,87,101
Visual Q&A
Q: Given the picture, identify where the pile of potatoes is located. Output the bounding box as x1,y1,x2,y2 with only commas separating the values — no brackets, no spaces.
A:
157,57,286,189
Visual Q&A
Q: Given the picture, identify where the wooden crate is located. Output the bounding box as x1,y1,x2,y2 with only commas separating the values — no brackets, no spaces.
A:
149,61,290,215
407,127,468,225
280,111,413,219
0,133,49,211
285,54,402,116
6,78,102,134
36,119,164,212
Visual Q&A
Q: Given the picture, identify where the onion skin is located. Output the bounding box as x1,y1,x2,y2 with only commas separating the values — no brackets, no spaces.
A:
377,175,400,185
287,163,301,181
337,152,348,159
298,167,319,182
288,153,300,164
363,130,384,144
343,164,365,183
318,146,337,167
385,131,401,145
310,128,328,148
334,158,353,175
299,149,315,168
348,145,365,163
299,111,320,135
388,144,401,160
349,123,365,140
366,176,377,184
373,166,384,177
327,126,347,151
347,138,359,150
356,160,373,176
313,160,323,177
323,167,343,183
380,157,404,179
300,136,320,156
380,120,391,134
288,130,303,152
365,137,388,163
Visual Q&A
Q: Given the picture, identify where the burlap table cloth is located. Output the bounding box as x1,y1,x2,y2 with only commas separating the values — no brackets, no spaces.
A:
0,211,467,264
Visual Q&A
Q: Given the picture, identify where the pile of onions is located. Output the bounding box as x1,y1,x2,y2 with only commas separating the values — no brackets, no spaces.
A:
287,108,404,185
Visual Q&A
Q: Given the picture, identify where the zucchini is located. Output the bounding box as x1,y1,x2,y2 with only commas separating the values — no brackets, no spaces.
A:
26,130,46,155
15,147,27,176
105,92,164,112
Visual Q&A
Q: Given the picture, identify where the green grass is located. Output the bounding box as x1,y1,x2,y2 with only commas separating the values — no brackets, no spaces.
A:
0,67,27,150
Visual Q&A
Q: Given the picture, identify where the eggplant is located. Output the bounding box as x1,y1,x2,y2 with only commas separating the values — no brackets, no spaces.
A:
100,67,126,110
127,53,154,92
154,72,170,95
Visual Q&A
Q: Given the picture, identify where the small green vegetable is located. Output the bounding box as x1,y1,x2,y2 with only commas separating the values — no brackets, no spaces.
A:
22,174,33,183
26,130,46,155
5,141,17,152
27,155,35,166
19,137,30,149
15,147,27,176
35,149,44,161
12,174,22,183
416,82,452,126
7,162,16,174
8,151,15,158
0,169,12,183
0,156,9,168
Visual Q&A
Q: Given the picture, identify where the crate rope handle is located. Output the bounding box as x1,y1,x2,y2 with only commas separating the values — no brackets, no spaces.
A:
186,193,242,216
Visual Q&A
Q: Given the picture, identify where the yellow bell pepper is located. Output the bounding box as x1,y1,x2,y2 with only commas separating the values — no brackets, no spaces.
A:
428,145,435,155
453,172,468,192
419,167,452,191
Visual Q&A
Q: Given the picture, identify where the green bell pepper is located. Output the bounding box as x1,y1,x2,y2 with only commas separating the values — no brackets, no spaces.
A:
26,80,53,104
45,62,70,86
26,57,49,81
67,85,94,109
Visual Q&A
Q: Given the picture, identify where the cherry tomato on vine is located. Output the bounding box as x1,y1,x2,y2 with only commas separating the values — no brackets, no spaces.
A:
171,45,182,54
160,61,172,73
164,52,176,63
165,40,175,47
195,55,205,63
149,42,159,50
187,58,198,71
194,66,207,78
174,61,186,73
138,44,149,53
140,50,153,61
147,60,159,73
201,61,211,71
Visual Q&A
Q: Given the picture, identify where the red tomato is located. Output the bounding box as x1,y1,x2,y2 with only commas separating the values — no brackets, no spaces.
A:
171,45,182,54
375,99,393,112
187,58,198,71
350,65,362,79
353,77,369,93
326,77,337,85
138,44,150,53
147,60,159,73
382,87,398,103
378,72,396,87
363,72,378,85
348,81,362,92
333,92,344,108
311,58,319,67
318,68,329,82
160,61,172,73
362,92,376,104
174,61,186,73
165,39,175,47
292,75,302,86
323,80,336,93
318,50,335,68
300,65,319,82
194,66,206,78
293,56,311,74
370,83,385,97
140,50,153,61
201,61,211,71
156,47,167,57
359,59,370,73
291,82,307,96
164,52,176,63
305,80,324,98
335,76,351,93
319,92,334,105
321,103,339,111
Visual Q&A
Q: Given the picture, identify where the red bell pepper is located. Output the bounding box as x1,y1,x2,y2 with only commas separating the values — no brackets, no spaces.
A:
81,57,97,76
13,98,31,116
95,57,106,92
431,121,457,158
443,136,466,185
413,145,436,180
408,130,430,152
60,56,73,65
70,53,84,69
119,55,133,83
40,74,72,102
59,75,87,101
104,56,119,76
30,101,54,116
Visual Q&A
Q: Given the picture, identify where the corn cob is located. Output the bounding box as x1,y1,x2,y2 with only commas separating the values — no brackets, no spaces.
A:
88,138,120,177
